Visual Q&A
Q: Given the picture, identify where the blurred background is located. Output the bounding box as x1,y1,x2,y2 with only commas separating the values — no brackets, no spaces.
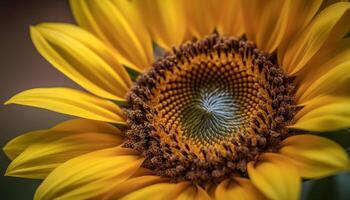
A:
0,1,76,199
0,0,349,199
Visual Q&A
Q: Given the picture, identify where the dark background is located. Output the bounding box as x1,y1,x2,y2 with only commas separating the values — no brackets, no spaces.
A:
0,1,76,199
0,1,349,199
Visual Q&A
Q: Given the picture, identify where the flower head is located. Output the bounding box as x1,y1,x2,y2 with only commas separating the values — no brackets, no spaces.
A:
4,0,350,200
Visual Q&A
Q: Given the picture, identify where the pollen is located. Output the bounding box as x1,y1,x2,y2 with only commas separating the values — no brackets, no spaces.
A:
123,34,296,184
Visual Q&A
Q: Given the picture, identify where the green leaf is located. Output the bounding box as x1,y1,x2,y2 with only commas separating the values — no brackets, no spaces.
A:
302,172,350,200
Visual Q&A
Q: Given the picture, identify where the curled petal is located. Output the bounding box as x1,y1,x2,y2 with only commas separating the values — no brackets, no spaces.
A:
282,2,350,74
101,175,166,200
297,60,350,103
280,135,350,178
176,185,211,200
5,88,125,124
215,178,267,200
34,147,144,200
3,119,124,179
247,153,301,200
70,0,153,71
3,119,122,161
31,24,130,100
120,182,190,200
292,101,350,132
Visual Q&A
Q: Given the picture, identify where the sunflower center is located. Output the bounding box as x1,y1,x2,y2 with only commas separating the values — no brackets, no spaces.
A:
124,34,296,184
181,87,239,143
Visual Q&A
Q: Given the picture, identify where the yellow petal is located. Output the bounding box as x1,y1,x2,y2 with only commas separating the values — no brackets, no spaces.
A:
291,101,350,132
294,95,349,120
216,0,244,37
297,60,350,103
215,178,267,200
277,0,322,61
242,0,291,52
34,147,143,200
3,119,123,161
120,182,190,200
5,88,125,124
280,134,350,178
176,185,211,200
128,167,155,178
184,0,216,38
242,0,302,52
101,175,166,200
282,2,350,74
294,37,350,98
259,0,292,52
39,23,132,87
136,0,186,50
30,25,129,100
3,130,45,161
247,153,301,200
70,0,153,71
5,132,123,179
320,0,349,10
51,118,122,134
240,0,261,43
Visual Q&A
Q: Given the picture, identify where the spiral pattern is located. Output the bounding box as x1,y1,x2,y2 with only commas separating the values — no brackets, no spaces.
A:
124,35,296,184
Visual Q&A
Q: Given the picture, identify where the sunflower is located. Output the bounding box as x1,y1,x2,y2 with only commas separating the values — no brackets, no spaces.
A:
3,0,350,199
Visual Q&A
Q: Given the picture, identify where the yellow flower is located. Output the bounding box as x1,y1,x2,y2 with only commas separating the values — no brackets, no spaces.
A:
3,0,350,199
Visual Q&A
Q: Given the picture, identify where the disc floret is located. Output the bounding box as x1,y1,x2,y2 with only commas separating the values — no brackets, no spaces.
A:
124,34,296,184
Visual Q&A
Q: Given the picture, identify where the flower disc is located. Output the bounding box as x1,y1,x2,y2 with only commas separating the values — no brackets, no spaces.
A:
124,35,296,184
